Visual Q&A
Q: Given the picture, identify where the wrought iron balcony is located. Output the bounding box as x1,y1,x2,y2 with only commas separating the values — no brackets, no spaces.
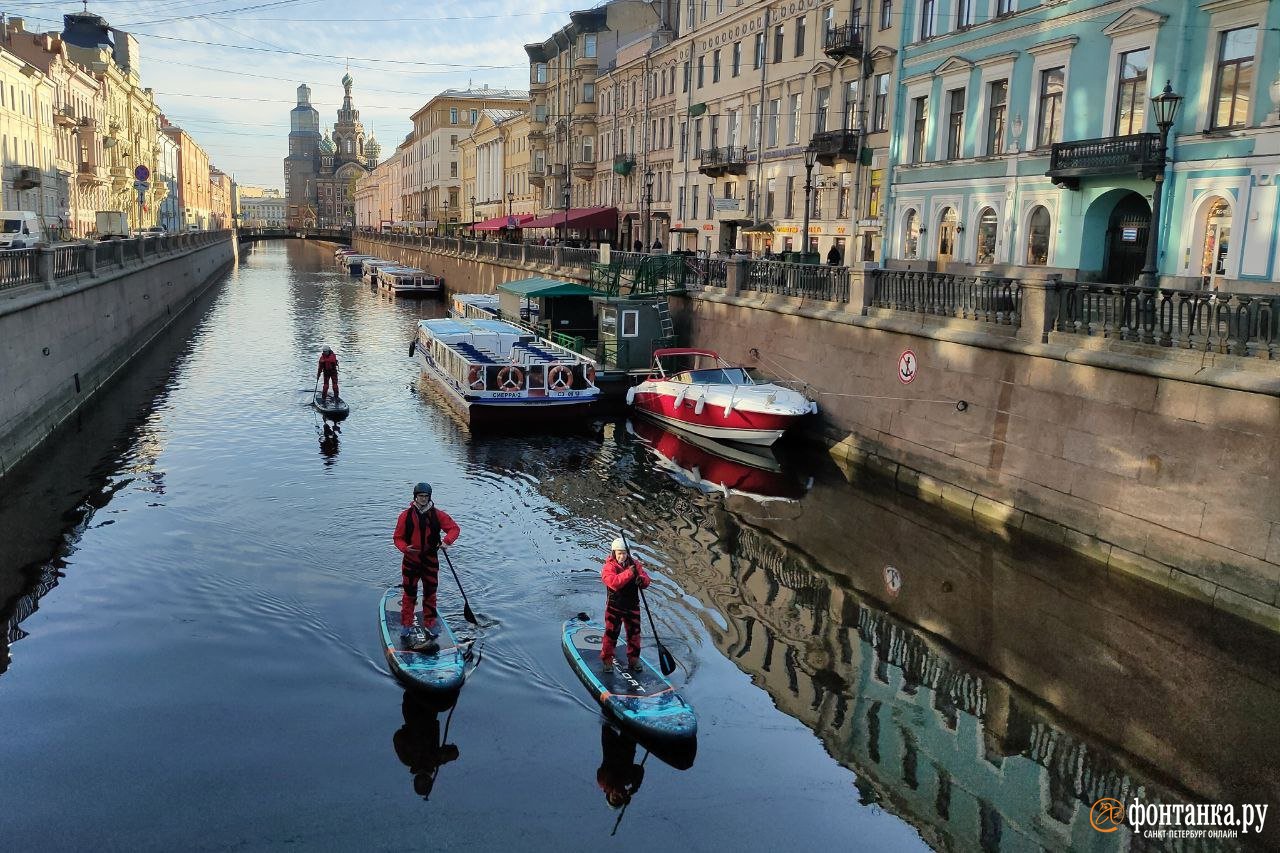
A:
613,154,634,176
1046,133,1163,190
823,23,863,60
573,157,596,179
697,146,749,177
810,129,862,166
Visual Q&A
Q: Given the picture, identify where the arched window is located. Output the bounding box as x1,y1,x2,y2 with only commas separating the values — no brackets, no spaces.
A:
975,207,998,264
937,207,959,259
346,140,353,154
902,209,920,259
1026,205,1051,265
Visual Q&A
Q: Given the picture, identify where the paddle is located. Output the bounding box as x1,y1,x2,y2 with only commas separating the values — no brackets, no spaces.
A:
440,546,478,625
609,749,651,837
619,533,677,676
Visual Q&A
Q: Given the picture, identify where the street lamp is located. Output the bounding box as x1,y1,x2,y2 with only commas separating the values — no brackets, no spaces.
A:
642,168,655,253
801,143,819,262
1138,81,1182,289
561,183,571,245
506,190,514,219
469,195,476,237
441,201,449,236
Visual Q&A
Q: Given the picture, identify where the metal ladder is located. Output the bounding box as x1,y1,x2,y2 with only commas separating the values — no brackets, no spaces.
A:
654,299,675,346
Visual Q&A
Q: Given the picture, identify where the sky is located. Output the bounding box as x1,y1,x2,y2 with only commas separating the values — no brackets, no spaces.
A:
9,0,574,187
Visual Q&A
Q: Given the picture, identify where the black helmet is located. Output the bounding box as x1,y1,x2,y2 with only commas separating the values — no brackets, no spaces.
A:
322,346,333,354
413,482,432,497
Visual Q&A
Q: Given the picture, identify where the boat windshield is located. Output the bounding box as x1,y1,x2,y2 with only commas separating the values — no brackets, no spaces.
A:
682,367,753,384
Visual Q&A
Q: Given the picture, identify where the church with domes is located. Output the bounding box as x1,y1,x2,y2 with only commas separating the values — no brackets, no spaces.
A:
283,73,380,228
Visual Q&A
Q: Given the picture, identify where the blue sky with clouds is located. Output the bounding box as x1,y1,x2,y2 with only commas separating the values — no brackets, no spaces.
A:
12,0,569,187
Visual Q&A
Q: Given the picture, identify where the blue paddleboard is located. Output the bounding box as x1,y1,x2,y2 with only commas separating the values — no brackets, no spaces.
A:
562,616,697,742
380,587,465,693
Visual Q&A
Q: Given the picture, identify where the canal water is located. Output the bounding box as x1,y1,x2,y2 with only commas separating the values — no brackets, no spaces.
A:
1,241,1276,851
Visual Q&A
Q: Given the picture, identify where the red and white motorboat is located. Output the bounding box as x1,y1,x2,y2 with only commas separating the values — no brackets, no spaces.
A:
626,348,817,446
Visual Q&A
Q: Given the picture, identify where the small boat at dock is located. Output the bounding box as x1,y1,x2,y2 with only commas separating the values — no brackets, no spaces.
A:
379,266,442,297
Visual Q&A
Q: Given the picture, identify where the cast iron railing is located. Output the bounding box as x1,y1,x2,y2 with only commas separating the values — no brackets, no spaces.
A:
742,259,850,302
873,270,1022,326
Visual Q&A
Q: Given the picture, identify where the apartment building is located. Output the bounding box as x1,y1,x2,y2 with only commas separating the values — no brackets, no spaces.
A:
886,0,1280,293
353,147,402,227
161,123,211,230
402,86,527,232
458,107,526,226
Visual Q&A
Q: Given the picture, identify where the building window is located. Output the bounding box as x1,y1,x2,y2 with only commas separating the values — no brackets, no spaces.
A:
679,121,688,158
694,117,703,152
1024,206,1052,264
683,61,690,93
450,108,458,124
584,33,597,58
975,207,998,263
996,0,1014,15
920,0,934,39
754,33,765,69
678,185,686,219
844,80,859,130
911,96,928,163
795,15,806,57
873,73,889,131
713,49,721,83
986,79,1007,155
815,87,830,133
1114,48,1149,135
697,56,705,88
946,88,964,159
470,109,478,124
902,209,920,258
584,82,595,102
822,7,834,41
773,24,784,64
1212,27,1256,130
766,177,776,217
1036,67,1065,148
732,42,741,77
879,0,892,29
785,175,795,218
790,92,803,143
837,173,850,219
727,110,740,148
692,184,700,219
767,98,780,146
955,0,973,30
868,169,882,217
937,207,958,257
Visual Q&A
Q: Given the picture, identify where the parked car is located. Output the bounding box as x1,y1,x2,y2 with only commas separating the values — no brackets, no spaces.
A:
137,227,167,238
0,211,48,249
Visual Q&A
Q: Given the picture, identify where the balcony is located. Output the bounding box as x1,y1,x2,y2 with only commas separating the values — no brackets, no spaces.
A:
530,76,548,94
697,146,749,177
54,104,77,128
573,158,595,180
811,129,862,166
76,162,105,184
613,154,634,176
823,22,863,61
1046,132,1162,190
529,165,547,187
12,167,42,190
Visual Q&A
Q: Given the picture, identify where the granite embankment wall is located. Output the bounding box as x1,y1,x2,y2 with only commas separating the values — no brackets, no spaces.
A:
350,236,1280,632
0,232,235,479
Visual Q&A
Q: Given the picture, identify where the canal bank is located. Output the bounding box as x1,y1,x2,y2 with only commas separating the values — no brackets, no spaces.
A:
353,235,1280,634
0,231,234,480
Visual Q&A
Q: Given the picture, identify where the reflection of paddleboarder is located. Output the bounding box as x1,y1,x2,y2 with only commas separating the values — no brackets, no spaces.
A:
597,724,644,809
393,692,460,799
318,420,340,458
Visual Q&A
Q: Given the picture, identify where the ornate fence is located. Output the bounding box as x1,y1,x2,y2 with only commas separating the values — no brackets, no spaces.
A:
743,260,850,302
1054,282,1277,359
873,270,1022,327
0,231,232,294
560,246,601,267
0,249,39,291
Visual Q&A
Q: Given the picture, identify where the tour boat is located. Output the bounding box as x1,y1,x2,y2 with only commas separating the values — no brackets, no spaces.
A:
628,418,810,502
450,292,539,323
361,258,396,284
340,254,371,274
410,316,600,427
626,348,817,446
379,266,442,297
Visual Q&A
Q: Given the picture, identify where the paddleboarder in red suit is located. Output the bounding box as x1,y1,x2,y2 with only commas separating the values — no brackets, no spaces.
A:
393,482,460,650
317,346,339,402
600,537,651,673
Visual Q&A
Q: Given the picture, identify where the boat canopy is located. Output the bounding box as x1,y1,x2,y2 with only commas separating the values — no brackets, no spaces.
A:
498,277,597,298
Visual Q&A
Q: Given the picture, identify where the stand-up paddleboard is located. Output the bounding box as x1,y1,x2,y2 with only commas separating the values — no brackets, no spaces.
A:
313,392,350,419
562,615,696,742
380,588,465,693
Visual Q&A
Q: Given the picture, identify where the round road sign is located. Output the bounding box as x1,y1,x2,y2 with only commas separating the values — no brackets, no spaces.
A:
134,164,151,182
898,350,918,384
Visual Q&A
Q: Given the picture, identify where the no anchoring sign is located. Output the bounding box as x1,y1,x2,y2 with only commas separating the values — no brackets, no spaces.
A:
898,350,918,384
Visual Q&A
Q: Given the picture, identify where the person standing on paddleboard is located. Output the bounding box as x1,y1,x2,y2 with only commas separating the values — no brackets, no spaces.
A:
600,538,651,673
317,346,340,403
393,482,460,650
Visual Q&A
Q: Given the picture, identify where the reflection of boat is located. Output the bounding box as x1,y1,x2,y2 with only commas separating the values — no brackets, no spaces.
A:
393,690,461,800
409,317,599,427
627,418,809,502
627,348,817,446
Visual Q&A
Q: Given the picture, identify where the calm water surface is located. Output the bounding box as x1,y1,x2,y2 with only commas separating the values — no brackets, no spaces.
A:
1,241,1276,852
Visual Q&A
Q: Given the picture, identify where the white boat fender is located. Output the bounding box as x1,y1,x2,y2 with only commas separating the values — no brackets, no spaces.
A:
808,400,819,414
723,400,735,418
693,394,706,415
625,386,636,405
674,387,689,408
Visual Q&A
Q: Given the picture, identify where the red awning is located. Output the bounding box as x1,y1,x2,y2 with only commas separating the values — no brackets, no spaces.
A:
523,206,619,231
473,213,536,231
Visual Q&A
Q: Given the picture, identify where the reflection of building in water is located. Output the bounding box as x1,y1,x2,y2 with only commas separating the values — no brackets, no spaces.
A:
718,524,1244,852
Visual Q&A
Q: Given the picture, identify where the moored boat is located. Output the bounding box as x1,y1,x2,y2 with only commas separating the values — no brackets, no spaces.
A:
361,258,396,284
339,253,371,274
627,348,816,446
379,266,442,297
410,316,600,427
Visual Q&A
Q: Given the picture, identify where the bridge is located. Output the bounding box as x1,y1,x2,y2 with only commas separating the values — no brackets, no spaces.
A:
237,227,351,243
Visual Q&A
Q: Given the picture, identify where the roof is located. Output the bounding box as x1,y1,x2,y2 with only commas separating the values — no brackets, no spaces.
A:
484,108,523,124
437,87,528,100
498,277,597,298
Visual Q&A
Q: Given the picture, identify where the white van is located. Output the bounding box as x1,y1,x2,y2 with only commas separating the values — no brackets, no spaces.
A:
0,211,47,249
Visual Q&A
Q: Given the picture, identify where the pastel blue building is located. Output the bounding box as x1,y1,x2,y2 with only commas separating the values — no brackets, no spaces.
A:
884,0,1280,293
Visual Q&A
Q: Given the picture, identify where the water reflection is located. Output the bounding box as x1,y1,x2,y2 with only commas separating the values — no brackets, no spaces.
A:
627,417,811,503
392,690,461,800
317,418,341,464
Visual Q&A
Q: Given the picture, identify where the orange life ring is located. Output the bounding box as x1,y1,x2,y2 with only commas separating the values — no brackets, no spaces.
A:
548,364,573,390
497,366,524,390
467,365,485,390
584,364,597,385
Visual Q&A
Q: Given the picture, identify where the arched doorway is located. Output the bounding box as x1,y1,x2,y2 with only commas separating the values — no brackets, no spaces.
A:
937,207,959,262
1101,192,1150,285
1199,198,1231,289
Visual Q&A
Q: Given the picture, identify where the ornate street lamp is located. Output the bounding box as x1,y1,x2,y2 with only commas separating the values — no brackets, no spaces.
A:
469,195,476,237
1138,81,1182,289
561,182,571,245
642,168,655,253
801,143,819,262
